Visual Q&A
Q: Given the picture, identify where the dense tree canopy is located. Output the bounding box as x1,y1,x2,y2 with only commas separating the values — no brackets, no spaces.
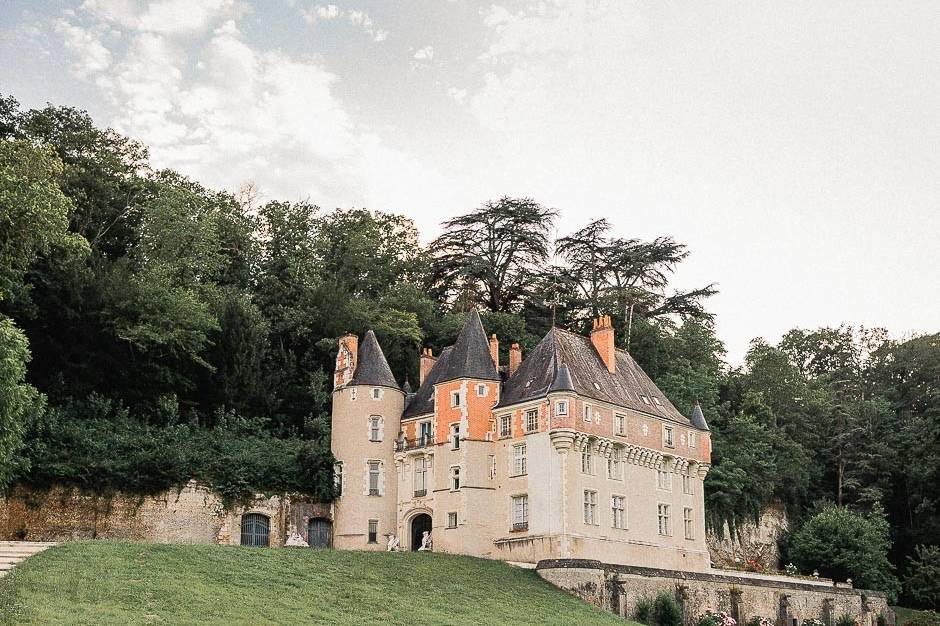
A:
0,94,937,605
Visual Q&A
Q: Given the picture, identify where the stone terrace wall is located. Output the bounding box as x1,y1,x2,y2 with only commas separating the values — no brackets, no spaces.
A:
537,559,893,626
0,481,331,546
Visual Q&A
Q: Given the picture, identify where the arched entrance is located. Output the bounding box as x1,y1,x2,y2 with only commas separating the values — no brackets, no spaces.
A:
308,518,332,548
410,513,432,551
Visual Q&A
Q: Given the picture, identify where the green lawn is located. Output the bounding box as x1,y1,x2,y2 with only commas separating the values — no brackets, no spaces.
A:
0,542,633,625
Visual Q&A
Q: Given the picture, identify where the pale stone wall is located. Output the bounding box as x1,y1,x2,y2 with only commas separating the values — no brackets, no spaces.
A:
707,503,789,571
0,481,330,546
537,560,893,626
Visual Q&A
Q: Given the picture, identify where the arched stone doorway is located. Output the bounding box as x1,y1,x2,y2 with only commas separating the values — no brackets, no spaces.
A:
308,518,332,548
410,513,432,551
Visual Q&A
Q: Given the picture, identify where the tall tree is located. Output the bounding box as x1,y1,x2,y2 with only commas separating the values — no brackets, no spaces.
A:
429,196,557,312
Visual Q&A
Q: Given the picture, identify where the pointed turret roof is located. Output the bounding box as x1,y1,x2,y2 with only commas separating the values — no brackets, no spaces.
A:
402,347,454,418
436,310,500,383
549,364,575,392
402,378,413,394
349,330,398,388
690,400,709,431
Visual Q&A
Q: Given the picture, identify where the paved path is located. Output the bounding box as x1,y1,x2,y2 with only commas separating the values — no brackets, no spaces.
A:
0,541,57,578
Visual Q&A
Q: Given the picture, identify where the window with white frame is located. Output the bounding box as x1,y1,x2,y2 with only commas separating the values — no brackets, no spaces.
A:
512,444,527,476
450,466,461,491
499,415,511,438
688,431,696,449
556,399,568,416
447,512,458,529
372,387,381,400
476,383,487,397
511,494,529,530
657,466,672,491
663,426,675,447
583,490,598,525
525,409,538,432
368,519,378,543
611,495,626,529
450,390,461,408
583,403,592,422
608,447,624,480
450,423,460,449
419,420,432,444
684,507,694,539
581,448,594,475
368,461,381,495
369,416,381,442
683,474,693,495
615,413,626,436
414,457,427,495
658,503,671,536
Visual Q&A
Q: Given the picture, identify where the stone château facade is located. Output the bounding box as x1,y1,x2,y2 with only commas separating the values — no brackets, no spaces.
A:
330,311,713,570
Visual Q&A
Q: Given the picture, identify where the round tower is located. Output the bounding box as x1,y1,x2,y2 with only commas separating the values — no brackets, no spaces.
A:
331,330,404,550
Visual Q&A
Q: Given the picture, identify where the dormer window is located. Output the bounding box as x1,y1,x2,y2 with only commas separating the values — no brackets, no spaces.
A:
640,395,651,405
652,397,662,406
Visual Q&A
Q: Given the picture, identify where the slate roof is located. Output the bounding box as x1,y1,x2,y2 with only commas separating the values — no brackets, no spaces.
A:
690,401,709,431
402,347,453,418
349,330,399,389
434,310,500,383
495,328,697,428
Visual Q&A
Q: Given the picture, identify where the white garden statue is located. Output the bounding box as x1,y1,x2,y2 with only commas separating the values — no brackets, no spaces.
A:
386,534,401,552
418,530,433,551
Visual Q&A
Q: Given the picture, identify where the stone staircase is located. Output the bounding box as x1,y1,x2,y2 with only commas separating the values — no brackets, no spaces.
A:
0,541,57,578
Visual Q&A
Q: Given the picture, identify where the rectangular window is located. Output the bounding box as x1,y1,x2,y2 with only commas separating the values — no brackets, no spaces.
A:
369,416,381,442
414,457,427,495
688,431,696,449
450,423,460,449
419,421,432,444
512,495,529,530
658,504,671,536
499,415,511,438
372,387,381,400
556,400,568,416
525,409,538,432
368,519,378,543
451,466,460,491
334,462,343,496
450,390,461,407
368,461,380,495
583,490,597,525
581,449,593,475
583,403,592,422
663,426,675,447
684,507,694,539
657,467,671,491
607,447,623,480
612,495,626,529
512,444,527,476
615,413,626,436
476,383,487,397
683,474,693,495
489,455,497,480
447,512,458,529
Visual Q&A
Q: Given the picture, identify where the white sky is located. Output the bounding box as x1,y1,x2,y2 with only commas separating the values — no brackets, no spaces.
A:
1,0,938,364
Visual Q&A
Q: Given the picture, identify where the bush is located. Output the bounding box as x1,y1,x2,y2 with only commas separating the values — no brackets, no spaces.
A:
634,597,654,624
802,619,824,626
836,614,857,626
699,611,736,626
904,545,940,610
746,617,774,626
901,612,940,626
652,591,683,626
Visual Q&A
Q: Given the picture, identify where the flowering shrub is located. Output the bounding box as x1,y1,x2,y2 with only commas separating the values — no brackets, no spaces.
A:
784,563,800,576
699,611,737,626
745,559,766,573
802,618,825,626
746,617,775,626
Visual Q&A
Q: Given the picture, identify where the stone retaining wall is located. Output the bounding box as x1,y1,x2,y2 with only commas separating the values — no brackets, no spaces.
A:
0,481,331,546
536,559,893,626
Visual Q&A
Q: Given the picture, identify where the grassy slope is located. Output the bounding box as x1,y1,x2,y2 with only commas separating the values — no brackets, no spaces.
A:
0,542,633,626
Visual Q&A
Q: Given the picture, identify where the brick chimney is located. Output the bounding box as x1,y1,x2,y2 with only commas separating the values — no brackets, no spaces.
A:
419,347,437,385
509,343,522,377
489,334,499,370
334,333,358,389
591,315,616,373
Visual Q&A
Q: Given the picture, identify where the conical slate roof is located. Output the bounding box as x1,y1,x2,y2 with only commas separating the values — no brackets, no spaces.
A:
349,330,398,388
548,364,575,392
435,310,500,383
402,347,453,418
690,401,709,431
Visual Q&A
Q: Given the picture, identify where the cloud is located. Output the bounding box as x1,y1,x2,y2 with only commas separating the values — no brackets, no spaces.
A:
302,5,387,42
52,2,445,214
413,46,434,61
447,86,467,104
80,0,238,35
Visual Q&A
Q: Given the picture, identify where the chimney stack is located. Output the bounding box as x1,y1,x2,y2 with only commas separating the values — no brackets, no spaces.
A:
334,333,358,389
489,334,499,370
419,347,437,385
509,343,522,377
591,315,616,373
